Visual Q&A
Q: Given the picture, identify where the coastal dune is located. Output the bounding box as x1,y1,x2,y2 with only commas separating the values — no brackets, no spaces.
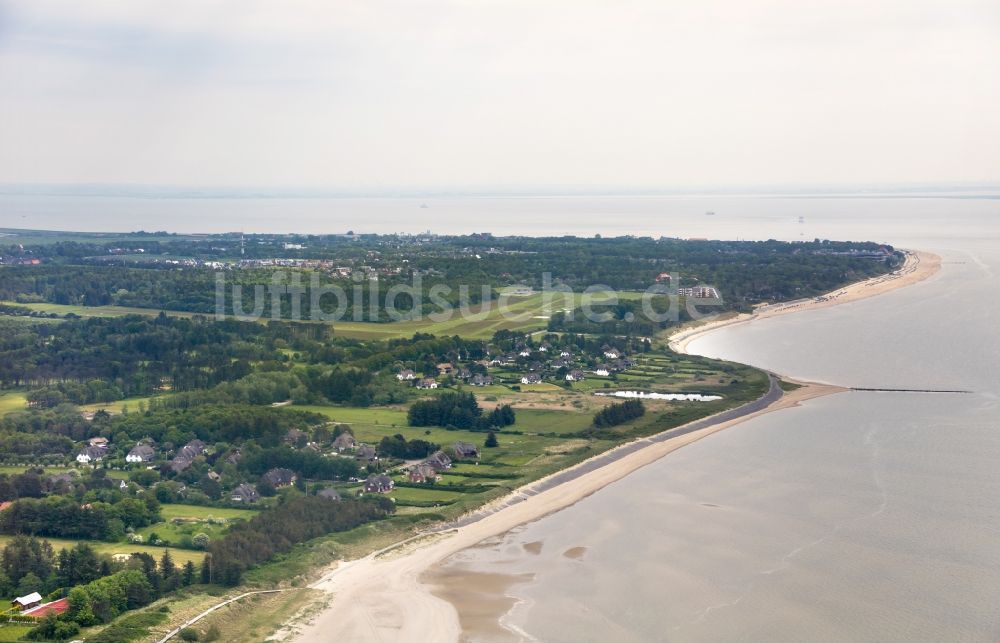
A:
283,250,940,643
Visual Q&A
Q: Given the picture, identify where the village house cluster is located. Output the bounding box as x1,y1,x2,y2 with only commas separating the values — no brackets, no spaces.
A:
395,335,645,390
63,418,487,510
52,333,647,517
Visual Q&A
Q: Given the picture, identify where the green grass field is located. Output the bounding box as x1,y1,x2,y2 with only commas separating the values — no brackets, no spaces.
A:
0,465,129,480
0,534,205,565
0,300,201,320
0,391,26,416
135,504,259,547
0,624,32,642
327,291,569,339
294,404,409,428
159,504,258,521
512,408,593,434
387,486,465,503
3,289,641,341
297,402,575,466
79,393,177,414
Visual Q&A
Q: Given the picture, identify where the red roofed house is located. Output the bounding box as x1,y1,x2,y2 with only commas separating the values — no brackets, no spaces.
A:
22,597,70,618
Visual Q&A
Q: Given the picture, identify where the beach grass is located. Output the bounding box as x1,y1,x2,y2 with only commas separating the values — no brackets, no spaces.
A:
190,588,320,643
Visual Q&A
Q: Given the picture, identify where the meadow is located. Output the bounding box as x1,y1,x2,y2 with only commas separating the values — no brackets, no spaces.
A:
137,504,259,547
0,391,26,415
0,534,205,565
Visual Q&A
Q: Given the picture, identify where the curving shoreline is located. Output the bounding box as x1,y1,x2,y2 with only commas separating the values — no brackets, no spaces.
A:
281,250,941,643
669,250,941,355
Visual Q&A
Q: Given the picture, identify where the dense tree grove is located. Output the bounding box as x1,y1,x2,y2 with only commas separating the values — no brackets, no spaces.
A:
0,314,294,397
593,399,646,428
206,495,395,585
1,535,57,594
107,404,325,448
407,392,516,430
376,434,439,459
0,494,160,541
241,446,359,480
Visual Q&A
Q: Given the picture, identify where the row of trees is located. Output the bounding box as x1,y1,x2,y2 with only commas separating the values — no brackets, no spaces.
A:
3,314,291,396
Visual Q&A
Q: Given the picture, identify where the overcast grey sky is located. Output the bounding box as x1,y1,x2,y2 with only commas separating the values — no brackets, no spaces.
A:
0,1,997,191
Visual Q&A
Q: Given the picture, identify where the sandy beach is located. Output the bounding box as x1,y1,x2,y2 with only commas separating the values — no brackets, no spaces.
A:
669,250,941,355
282,249,941,643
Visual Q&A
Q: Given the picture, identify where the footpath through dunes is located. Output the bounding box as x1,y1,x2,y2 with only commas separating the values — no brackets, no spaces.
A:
286,376,842,643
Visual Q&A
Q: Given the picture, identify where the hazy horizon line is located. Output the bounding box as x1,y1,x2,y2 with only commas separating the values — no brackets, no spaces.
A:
2,181,999,200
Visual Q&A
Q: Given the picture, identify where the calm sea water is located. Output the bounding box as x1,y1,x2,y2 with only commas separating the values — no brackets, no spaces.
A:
0,191,996,239
428,197,1000,642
